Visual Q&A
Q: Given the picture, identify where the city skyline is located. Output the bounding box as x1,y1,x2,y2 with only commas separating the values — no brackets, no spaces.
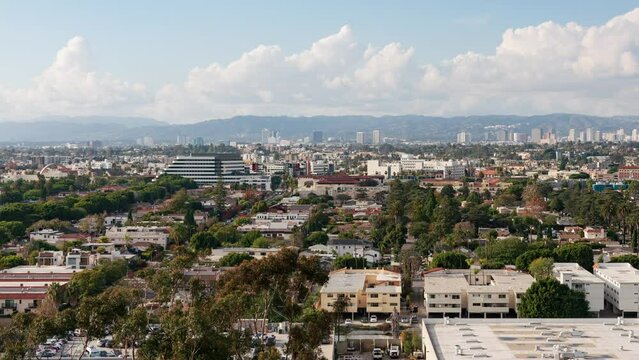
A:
0,2,638,122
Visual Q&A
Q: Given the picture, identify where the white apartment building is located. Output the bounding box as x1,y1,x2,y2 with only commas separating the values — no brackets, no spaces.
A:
29,229,63,245
327,239,381,265
366,160,402,178
105,226,169,249
553,263,604,313
594,263,639,314
319,269,401,315
424,269,534,318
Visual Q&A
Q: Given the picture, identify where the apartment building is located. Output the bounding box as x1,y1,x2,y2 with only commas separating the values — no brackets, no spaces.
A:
594,263,639,314
319,269,402,315
326,239,381,265
423,269,534,318
29,229,63,245
0,265,80,316
553,263,605,313
105,226,169,249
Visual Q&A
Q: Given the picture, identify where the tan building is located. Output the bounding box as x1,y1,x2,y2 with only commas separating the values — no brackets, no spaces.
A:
319,269,401,315
424,269,534,318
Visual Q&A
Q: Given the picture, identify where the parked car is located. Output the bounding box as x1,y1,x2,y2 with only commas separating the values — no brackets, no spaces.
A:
372,348,383,360
400,316,409,323
411,315,418,324
412,350,425,359
344,318,352,325
388,344,400,358
370,315,378,323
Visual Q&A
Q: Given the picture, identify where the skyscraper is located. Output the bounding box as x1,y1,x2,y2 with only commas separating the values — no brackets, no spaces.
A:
312,131,323,143
456,131,471,144
372,129,381,145
531,128,542,143
568,129,576,142
356,132,365,144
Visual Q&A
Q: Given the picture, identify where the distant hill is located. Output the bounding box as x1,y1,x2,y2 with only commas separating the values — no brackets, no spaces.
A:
1,114,639,144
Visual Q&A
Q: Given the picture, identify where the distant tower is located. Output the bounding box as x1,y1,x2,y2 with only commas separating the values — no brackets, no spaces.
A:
568,129,576,142
372,130,381,145
456,131,471,144
531,128,542,143
356,131,365,144
312,131,323,144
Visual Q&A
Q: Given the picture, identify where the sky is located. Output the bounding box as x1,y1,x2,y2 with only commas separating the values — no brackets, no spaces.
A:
0,1,638,123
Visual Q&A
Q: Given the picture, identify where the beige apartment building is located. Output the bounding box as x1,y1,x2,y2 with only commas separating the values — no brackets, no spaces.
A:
424,269,534,318
319,269,402,315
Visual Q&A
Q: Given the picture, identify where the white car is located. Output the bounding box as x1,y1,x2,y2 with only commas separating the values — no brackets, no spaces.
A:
389,344,400,358
372,348,383,360
344,318,352,325
370,315,378,323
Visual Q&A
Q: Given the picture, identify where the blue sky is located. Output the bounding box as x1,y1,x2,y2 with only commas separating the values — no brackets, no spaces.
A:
1,1,639,122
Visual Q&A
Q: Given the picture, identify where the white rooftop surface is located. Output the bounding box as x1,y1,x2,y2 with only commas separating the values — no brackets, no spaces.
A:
0,265,78,274
554,263,604,283
322,273,367,293
424,269,534,293
596,263,639,283
366,285,401,294
423,318,639,360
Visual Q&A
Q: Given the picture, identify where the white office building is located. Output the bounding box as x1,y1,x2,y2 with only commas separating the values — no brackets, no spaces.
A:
594,263,639,314
372,129,381,145
356,131,365,144
553,263,604,313
162,154,271,190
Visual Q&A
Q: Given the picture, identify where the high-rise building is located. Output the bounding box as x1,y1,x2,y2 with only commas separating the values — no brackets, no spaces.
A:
312,131,323,144
372,129,381,145
356,131,365,144
568,129,576,142
531,128,542,143
261,129,270,144
586,128,593,142
633,129,639,142
495,129,507,142
456,131,471,144
143,136,155,147
162,154,271,190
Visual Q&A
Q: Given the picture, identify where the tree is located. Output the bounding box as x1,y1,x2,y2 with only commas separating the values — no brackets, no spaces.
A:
251,237,270,248
304,231,329,247
518,278,590,318
189,231,219,251
331,295,351,343
610,254,639,269
554,243,593,271
218,253,254,267
528,257,554,280
212,179,228,220
169,223,190,246
0,255,27,270
515,249,555,270
251,201,268,214
431,251,469,269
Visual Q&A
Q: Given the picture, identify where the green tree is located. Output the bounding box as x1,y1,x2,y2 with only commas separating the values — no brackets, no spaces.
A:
304,231,329,247
528,257,554,280
190,232,219,251
218,253,254,267
251,237,270,248
554,243,593,271
431,251,470,269
518,278,590,318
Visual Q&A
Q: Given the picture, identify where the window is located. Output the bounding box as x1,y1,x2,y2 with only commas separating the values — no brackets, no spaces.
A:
327,294,333,298
389,294,398,297
429,294,436,299
472,303,481,306
452,295,460,299
498,294,506,299
369,303,379,307
369,294,379,298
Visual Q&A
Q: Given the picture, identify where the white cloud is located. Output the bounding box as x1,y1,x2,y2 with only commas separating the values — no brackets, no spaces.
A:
0,36,147,119
2,8,639,122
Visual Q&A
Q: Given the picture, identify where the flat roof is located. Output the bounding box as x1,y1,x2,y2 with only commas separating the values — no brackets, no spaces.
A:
553,263,604,284
0,265,78,274
424,269,534,293
595,263,639,284
322,272,366,293
423,318,639,360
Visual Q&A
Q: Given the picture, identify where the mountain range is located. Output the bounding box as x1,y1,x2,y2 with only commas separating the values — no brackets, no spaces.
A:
2,114,639,144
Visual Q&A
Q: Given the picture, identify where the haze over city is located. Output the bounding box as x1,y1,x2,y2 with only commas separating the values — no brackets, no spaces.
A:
4,2,639,360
